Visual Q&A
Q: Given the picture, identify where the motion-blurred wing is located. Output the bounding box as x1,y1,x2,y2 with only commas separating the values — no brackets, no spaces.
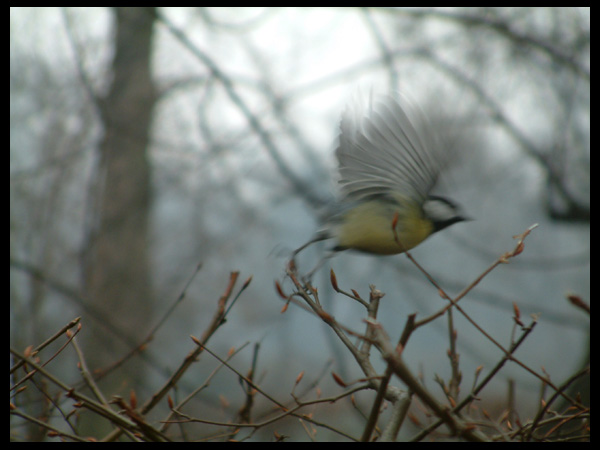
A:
336,94,443,204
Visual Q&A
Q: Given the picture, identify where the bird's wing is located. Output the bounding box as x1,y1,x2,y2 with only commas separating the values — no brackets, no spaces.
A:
336,94,443,204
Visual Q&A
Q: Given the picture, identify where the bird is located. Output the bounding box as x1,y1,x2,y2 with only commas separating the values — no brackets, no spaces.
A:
292,92,469,279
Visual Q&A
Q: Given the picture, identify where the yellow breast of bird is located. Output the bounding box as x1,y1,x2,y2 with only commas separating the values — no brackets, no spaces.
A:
336,200,434,255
